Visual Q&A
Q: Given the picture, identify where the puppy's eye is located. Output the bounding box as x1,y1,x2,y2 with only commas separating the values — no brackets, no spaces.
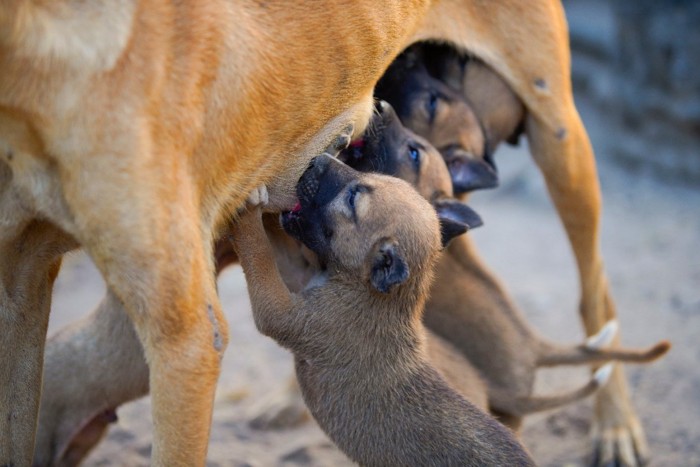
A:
408,144,421,169
347,184,369,218
347,186,358,210
426,92,438,121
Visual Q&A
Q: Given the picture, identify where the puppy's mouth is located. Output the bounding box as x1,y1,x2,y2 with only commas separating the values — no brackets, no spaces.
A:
280,156,325,241
280,200,302,223
280,208,302,243
280,154,359,255
340,110,389,170
347,138,365,160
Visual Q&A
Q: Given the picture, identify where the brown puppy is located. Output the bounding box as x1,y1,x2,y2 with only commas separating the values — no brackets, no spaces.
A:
419,42,526,155
232,155,534,466
344,102,671,430
375,46,497,194
20,1,652,464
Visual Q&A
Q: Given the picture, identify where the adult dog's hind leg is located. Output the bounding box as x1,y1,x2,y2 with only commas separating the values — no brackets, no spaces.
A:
34,292,149,466
467,1,652,462
527,107,648,467
0,220,74,466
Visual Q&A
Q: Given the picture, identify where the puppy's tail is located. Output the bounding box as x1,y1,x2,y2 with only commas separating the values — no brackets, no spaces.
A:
490,364,613,416
536,320,671,367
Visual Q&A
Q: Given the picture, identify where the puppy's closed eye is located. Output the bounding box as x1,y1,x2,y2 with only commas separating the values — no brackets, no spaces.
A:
346,184,371,221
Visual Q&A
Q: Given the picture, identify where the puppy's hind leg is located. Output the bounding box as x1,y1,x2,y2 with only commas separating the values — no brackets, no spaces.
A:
490,364,614,417
34,292,149,466
248,375,309,430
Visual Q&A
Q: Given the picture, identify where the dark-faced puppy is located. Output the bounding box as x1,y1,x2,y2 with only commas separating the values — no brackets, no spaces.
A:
232,154,534,466
419,42,526,154
375,46,497,194
341,101,483,241
345,102,671,430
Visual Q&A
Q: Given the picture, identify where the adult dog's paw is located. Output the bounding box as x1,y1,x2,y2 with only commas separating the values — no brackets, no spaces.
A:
590,368,649,467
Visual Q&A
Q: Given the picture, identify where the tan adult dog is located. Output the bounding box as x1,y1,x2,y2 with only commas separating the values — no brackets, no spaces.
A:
1,1,646,465
232,157,535,466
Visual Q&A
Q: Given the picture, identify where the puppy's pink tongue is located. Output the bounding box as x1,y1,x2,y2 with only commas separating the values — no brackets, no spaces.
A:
291,201,302,213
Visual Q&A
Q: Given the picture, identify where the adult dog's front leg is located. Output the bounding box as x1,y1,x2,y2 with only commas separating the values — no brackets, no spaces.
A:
527,109,647,466
57,161,229,465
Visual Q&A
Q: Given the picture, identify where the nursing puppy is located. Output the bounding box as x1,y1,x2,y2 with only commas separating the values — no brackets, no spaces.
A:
374,46,497,194
344,102,671,430
232,154,534,466
419,43,526,155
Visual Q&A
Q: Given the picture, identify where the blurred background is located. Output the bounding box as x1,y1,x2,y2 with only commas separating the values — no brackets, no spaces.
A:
46,2,699,465
565,0,700,184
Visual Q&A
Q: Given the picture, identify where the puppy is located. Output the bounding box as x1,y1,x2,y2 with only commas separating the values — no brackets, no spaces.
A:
232,154,534,466
419,43,526,154
374,45,497,194
343,102,671,429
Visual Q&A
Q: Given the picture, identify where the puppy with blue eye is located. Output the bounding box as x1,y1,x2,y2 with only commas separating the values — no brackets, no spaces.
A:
343,101,671,431
374,45,497,194
231,154,535,466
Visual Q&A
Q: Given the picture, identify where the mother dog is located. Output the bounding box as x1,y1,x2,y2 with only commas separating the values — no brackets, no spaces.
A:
1,1,642,465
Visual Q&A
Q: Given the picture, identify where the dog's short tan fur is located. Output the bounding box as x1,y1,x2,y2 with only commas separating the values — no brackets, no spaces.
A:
232,157,534,466
1,1,652,464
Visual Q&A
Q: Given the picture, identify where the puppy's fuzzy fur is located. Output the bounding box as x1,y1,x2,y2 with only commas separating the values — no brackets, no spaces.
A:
345,103,670,430
375,45,497,193
232,156,534,466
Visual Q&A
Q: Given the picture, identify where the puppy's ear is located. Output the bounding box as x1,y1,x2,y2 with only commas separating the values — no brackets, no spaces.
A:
433,198,483,247
369,238,410,293
444,149,498,194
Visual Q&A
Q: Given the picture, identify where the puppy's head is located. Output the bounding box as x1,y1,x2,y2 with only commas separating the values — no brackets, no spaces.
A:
281,154,448,294
341,101,453,202
375,46,497,194
341,102,483,245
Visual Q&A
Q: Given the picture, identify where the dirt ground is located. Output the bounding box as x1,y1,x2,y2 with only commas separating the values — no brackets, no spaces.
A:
46,96,700,466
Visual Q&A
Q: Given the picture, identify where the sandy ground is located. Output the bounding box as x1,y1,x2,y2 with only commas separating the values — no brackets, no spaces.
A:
46,96,700,466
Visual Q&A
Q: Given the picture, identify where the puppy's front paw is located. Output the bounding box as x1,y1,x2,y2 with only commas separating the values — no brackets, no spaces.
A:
246,184,269,209
234,185,267,238
322,124,354,157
